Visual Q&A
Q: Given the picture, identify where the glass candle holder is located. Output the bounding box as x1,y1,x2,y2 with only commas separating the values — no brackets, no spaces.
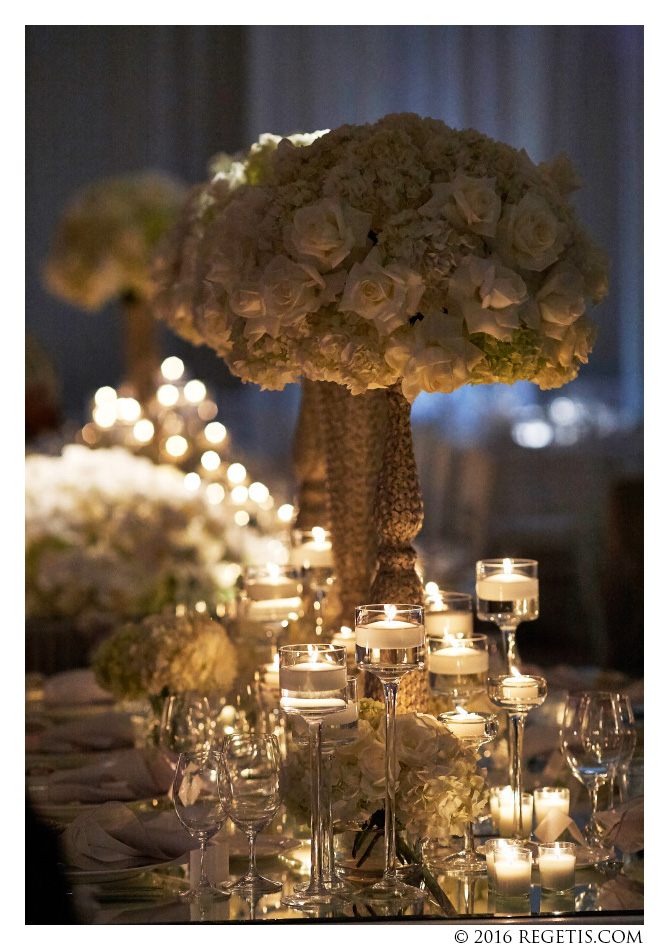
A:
533,787,570,830
427,634,489,709
279,644,347,911
538,842,576,893
238,564,303,653
355,604,425,908
437,710,498,875
476,559,538,673
494,788,533,838
488,672,547,841
290,527,334,638
484,838,515,893
424,589,473,638
492,845,533,901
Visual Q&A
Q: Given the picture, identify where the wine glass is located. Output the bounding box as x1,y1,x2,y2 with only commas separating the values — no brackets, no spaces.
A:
354,603,425,908
290,527,335,638
172,749,231,901
219,733,282,897
279,643,348,911
159,693,212,758
609,693,636,805
559,691,625,857
476,559,538,673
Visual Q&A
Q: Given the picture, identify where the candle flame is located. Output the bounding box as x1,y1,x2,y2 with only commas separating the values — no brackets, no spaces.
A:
510,665,523,678
307,644,319,661
340,626,352,636
312,526,326,545
384,604,397,622
455,705,470,717
503,557,513,574
271,653,280,669
425,581,439,596
445,633,458,647
267,562,280,579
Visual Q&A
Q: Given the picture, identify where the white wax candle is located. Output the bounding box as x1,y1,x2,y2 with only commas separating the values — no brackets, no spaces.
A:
290,540,333,569
425,610,473,637
534,789,570,827
331,628,356,658
501,675,540,700
280,661,347,693
443,711,487,739
496,789,533,838
246,596,302,622
494,855,532,898
428,645,488,675
477,572,538,602
538,851,576,891
281,696,346,713
261,660,280,689
356,619,425,650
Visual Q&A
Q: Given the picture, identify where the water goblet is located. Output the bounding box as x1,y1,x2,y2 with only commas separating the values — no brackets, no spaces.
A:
290,527,335,638
427,633,489,710
559,690,625,859
488,670,547,842
437,709,498,875
219,733,282,897
279,643,348,911
172,749,231,902
476,559,538,673
354,603,426,908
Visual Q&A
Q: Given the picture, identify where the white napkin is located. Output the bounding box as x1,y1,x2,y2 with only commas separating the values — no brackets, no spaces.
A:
44,669,114,707
37,710,135,752
41,748,175,804
61,801,196,870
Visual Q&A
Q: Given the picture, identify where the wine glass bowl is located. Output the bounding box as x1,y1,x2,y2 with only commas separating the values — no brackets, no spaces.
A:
159,693,212,756
476,559,538,672
220,733,282,897
172,749,230,901
355,604,425,679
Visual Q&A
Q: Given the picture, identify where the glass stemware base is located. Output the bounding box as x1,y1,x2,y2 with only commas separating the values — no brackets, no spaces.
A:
230,872,282,897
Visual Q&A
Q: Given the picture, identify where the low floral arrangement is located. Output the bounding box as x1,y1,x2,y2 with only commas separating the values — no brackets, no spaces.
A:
153,113,608,401
91,608,238,701
25,445,253,627
44,171,187,310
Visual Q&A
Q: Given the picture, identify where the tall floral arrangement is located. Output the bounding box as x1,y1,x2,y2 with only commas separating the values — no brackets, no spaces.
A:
44,171,187,310
152,114,608,401
25,445,270,626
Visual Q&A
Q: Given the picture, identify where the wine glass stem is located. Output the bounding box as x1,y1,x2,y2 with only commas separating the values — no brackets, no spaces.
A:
247,830,258,880
382,680,399,879
509,713,526,839
307,718,325,891
619,768,629,803
587,782,603,843
199,838,209,888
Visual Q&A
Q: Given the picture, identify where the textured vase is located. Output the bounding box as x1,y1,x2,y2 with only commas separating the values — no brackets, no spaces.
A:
121,292,160,406
368,382,430,713
292,379,330,531
317,382,388,630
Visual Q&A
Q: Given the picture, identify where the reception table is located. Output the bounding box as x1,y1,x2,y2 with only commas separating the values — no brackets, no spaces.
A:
25,673,644,926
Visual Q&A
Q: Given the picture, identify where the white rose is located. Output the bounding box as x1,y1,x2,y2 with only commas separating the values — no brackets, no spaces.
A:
418,173,502,238
284,198,371,271
536,265,586,336
494,192,567,272
448,256,527,341
339,247,425,334
394,713,442,768
260,255,328,332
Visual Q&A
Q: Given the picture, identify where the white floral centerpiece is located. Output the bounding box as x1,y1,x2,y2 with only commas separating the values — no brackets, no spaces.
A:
152,113,608,402
25,444,264,628
91,608,239,702
44,171,187,310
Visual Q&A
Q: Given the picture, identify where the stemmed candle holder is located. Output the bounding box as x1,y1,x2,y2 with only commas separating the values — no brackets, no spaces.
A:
354,603,425,908
238,564,303,656
438,709,499,875
279,643,348,911
424,589,473,638
290,527,334,638
488,671,547,842
427,634,489,710
475,559,538,674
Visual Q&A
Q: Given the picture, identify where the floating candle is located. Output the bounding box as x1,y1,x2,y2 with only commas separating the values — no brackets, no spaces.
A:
280,660,347,693
500,670,540,700
428,644,488,675
424,610,473,637
290,526,333,569
356,619,424,650
441,709,487,740
477,567,538,602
